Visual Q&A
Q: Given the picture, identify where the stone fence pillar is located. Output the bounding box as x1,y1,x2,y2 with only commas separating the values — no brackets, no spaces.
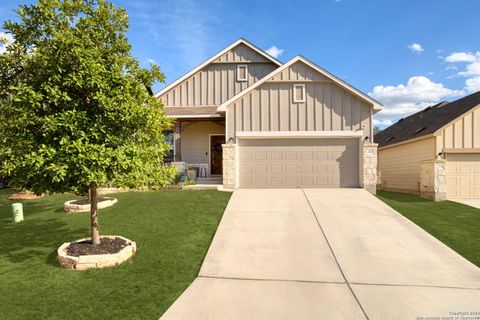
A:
222,144,236,189
420,158,447,201
363,143,378,194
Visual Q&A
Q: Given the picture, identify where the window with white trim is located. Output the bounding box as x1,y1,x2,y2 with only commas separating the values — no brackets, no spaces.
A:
237,64,248,81
293,84,305,103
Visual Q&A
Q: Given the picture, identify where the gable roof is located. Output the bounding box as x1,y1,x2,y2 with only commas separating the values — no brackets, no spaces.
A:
154,38,282,98
375,91,480,148
217,55,383,112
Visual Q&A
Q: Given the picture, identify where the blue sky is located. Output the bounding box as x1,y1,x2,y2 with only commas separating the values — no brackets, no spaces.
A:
1,0,480,128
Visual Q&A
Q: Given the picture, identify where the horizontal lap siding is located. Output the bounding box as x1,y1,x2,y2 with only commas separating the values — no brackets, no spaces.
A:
157,43,278,107
378,138,435,193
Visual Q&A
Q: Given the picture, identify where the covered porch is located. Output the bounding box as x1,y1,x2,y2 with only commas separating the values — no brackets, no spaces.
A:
165,106,226,179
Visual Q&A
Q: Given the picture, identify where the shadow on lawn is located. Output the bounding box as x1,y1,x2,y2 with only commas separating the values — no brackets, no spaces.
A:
0,216,87,265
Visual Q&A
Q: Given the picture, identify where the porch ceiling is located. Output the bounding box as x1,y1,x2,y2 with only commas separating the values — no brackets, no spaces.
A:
165,106,221,118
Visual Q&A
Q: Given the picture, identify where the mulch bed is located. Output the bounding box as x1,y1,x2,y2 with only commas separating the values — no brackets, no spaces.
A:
8,191,45,200
70,198,112,206
66,237,128,257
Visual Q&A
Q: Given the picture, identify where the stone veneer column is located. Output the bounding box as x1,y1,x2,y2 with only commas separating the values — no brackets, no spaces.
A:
420,158,447,201
363,143,378,194
222,144,236,188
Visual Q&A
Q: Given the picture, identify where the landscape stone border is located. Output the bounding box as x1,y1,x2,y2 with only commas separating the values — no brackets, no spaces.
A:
57,235,137,270
64,197,118,213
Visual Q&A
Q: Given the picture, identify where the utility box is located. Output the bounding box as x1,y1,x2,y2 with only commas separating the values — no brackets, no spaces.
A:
12,203,24,223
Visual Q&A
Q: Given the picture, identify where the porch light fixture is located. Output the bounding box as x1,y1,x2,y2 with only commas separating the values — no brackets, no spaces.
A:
227,137,234,144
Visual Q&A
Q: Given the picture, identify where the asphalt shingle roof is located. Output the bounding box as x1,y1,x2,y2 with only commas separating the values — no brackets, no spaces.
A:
375,91,480,148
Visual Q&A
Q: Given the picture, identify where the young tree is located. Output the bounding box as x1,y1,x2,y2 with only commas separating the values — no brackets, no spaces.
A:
0,0,173,245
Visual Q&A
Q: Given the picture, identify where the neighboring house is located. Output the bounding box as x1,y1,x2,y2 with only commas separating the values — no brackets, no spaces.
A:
156,38,383,191
375,91,480,200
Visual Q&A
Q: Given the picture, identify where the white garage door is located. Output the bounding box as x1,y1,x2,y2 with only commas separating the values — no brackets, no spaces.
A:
238,138,359,188
446,153,480,199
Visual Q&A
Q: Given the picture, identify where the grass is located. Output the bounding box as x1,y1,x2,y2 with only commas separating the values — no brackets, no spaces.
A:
377,190,480,267
0,188,231,320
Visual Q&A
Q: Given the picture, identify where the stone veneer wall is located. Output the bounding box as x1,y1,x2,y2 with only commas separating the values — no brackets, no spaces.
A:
363,143,378,194
420,158,447,201
222,144,236,188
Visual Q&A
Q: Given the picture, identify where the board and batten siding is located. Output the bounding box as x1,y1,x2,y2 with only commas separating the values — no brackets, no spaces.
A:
378,137,436,193
225,61,373,139
157,43,278,107
435,105,480,152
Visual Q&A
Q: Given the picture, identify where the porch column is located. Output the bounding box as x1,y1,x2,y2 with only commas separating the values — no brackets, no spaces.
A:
363,143,378,194
173,122,181,161
222,143,236,188
420,157,447,201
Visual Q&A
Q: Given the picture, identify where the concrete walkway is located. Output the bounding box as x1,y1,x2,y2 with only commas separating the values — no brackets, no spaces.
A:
160,189,480,320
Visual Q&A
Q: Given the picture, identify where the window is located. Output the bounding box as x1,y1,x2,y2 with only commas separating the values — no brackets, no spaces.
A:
237,64,248,81
293,84,305,103
163,130,174,163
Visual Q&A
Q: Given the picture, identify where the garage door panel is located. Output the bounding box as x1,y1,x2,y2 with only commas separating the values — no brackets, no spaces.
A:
270,163,283,174
302,164,315,174
316,151,328,160
239,138,359,188
254,163,267,174
446,153,480,199
271,151,283,160
254,151,267,161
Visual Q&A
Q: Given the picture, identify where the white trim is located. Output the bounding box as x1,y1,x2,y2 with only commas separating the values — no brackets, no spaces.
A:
292,83,305,103
237,64,248,82
443,148,480,154
154,39,282,98
235,130,364,139
167,114,222,119
217,55,383,112
208,134,226,176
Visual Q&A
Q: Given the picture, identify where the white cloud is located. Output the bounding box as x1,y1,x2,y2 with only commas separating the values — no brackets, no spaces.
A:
147,58,156,64
370,76,462,128
265,45,284,59
444,51,480,93
408,43,424,53
373,118,393,127
445,52,478,63
0,31,14,54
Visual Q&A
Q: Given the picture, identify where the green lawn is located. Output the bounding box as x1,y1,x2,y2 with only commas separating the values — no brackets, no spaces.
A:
377,190,480,267
0,189,231,320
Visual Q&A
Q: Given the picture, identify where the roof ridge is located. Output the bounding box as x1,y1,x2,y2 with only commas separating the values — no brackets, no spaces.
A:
153,38,283,98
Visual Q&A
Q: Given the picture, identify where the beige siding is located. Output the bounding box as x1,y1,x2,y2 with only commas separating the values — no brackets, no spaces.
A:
225,61,372,139
378,137,436,193
180,121,225,164
158,44,278,107
436,105,480,151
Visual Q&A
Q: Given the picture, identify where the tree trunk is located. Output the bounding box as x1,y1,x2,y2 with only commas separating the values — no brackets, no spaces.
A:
89,184,100,245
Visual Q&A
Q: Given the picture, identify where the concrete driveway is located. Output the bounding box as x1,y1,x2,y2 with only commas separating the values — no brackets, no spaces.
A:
160,189,480,320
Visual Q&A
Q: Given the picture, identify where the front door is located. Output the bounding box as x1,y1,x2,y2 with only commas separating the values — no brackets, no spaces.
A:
210,135,225,175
